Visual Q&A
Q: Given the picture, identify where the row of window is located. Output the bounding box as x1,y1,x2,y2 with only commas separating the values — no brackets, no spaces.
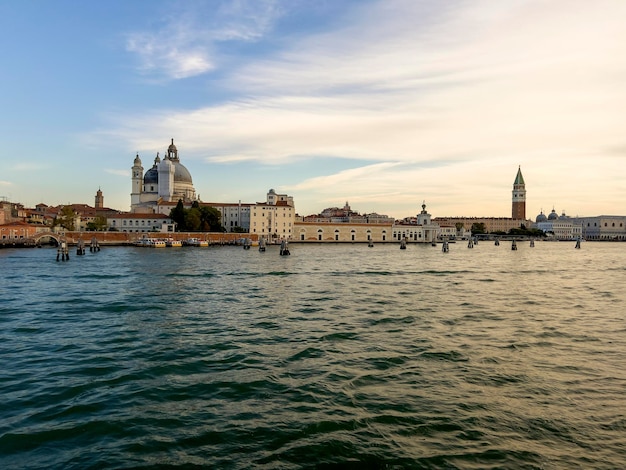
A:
587,222,624,227
113,219,163,226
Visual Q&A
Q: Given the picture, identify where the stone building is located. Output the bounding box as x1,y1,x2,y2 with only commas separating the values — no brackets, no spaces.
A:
249,189,295,240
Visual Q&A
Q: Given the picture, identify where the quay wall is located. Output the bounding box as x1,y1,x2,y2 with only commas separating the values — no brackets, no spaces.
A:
43,232,259,246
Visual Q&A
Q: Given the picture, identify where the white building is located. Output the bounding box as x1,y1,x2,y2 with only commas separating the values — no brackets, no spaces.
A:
392,202,440,243
569,215,626,240
534,209,583,240
131,139,197,213
249,189,295,240
108,213,172,233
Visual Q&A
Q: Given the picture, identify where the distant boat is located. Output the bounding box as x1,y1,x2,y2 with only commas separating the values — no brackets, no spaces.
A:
166,238,182,247
185,237,208,247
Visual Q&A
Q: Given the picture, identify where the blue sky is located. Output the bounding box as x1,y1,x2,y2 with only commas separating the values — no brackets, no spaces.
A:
1,0,625,219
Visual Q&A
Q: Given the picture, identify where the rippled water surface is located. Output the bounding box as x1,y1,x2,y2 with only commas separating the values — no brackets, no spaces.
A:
1,242,625,469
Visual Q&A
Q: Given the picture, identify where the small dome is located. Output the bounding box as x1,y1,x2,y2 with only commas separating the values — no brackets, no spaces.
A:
168,138,177,153
143,167,158,185
133,153,142,165
536,211,548,223
548,209,559,220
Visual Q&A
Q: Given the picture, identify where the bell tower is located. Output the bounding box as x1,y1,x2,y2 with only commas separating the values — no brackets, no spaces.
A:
131,153,143,210
95,188,104,209
512,166,526,220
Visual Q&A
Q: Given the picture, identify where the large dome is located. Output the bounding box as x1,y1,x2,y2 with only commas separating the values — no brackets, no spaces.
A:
536,211,548,223
548,209,559,220
173,161,192,183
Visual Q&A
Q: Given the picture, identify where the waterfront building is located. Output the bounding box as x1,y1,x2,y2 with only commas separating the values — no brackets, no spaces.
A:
295,201,394,242
249,189,295,240
0,220,42,240
392,202,440,243
533,209,582,240
107,213,172,233
568,215,626,240
433,216,531,234
131,139,197,213
302,202,394,225
202,201,251,232
295,221,393,242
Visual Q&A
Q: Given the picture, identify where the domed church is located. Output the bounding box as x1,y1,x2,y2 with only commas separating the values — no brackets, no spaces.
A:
130,139,197,213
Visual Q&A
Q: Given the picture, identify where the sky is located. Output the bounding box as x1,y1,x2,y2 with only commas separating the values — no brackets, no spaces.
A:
1,0,625,219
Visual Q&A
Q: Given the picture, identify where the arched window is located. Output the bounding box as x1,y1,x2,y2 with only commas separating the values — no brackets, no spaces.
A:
335,229,340,241
318,229,323,241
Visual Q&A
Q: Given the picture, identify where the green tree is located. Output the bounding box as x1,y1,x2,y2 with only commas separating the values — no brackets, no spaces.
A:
87,216,108,231
470,222,486,234
170,199,186,231
55,206,76,231
199,206,221,231
455,222,465,233
185,208,202,231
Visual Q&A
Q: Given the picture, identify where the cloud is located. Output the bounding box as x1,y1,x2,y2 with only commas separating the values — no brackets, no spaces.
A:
103,0,626,216
0,180,12,186
125,0,282,80
114,0,626,162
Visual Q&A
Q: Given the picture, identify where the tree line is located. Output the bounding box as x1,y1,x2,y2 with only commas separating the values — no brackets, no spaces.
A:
169,200,224,232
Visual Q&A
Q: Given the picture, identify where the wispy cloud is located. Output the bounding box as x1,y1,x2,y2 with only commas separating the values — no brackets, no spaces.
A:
106,0,626,216
125,0,282,80
0,180,12,186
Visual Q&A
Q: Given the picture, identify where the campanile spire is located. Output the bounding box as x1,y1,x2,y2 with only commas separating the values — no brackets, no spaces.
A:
512,166,526,220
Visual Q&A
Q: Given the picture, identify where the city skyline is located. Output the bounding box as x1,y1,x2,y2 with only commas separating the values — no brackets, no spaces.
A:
2,1,625,219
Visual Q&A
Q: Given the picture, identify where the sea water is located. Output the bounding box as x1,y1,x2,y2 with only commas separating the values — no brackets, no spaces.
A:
1,242,625,469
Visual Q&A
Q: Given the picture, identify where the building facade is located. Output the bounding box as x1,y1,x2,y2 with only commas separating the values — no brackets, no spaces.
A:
108,213,172,233
249,189,295,240
569,215,626,240
433,216,531,234
392,202,440,242
533,209,583,240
